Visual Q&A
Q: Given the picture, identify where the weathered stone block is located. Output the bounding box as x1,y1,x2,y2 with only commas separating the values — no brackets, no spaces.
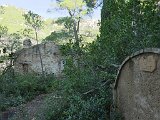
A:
14,41,64,76
139,55,157,72
114,48,160,120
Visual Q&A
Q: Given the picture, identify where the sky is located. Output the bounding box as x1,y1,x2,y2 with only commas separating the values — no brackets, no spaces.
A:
0,0,101,19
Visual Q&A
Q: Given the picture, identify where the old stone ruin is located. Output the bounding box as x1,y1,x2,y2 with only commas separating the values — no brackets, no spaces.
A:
14,39,64,76
0,38,64,76
113,48,160,120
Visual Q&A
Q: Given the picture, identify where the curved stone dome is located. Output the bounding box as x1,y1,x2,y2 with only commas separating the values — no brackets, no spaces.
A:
114,48,160,120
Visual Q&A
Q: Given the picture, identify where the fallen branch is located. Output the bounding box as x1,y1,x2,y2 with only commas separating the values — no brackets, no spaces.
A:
82,79,113,95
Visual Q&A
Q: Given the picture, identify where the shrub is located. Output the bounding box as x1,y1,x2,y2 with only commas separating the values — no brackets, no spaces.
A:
0,72,56,111
34,55,116,120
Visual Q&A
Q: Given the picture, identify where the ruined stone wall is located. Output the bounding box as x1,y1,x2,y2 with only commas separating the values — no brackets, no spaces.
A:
14,42,64,76
114,48,160,120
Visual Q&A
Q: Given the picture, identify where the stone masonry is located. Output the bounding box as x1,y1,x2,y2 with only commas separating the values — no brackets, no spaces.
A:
14,40,64,76
114,48,160,120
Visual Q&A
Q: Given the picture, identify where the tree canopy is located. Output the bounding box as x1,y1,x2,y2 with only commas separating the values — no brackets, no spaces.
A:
23,11,43,42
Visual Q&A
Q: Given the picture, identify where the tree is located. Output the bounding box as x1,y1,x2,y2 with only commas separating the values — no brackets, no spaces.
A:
0,32,22,73
97,0,160,66
44,30,73,44
84,0,102,8
0,6,7,39
52,0,95,71
23,11,43,43
20,28,34,39
0,6,22,67
23,11,45,76
0,6,4,15
34,1,116,119
0,25,8,38
55,0,92,50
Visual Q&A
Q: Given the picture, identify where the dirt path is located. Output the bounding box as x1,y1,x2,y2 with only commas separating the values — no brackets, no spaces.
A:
0,94,48,120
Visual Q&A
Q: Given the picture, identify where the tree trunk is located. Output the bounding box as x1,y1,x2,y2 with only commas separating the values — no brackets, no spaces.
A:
35,30,38,44
73,20,81,68
35,30,45,77
73,21,79,48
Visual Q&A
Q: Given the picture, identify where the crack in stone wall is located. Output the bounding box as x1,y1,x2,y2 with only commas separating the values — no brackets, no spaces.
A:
14,41,64,76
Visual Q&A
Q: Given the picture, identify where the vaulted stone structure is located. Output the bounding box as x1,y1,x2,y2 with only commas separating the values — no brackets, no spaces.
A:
14,41,64,76
114,48,160,120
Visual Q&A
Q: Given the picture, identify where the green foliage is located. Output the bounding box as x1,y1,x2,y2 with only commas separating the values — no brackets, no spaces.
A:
44,16,75,44
35,82,112,120
23,11,43,32
54,0,93,48
56,17,74,32
97,0,160,66
59,0,85,9
0,6,62,40
0,6,4,14
0,5,99,45
20,28,34,38
9,33,22,51
35,94,67,120
0,72,56,112
0,32,22,54
33,46,116,119
57,0,90,16
37,1,160,119
44,30,72,44
23,10,43,41
2,1,158,119
0,6,25,34
85,0,97,8
0,25,8,38
44,18,99,45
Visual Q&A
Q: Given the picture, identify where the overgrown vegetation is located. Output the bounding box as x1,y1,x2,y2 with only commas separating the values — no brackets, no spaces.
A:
0,5,99,44
36,0,159,119
0,72,56,111
0,0,159,119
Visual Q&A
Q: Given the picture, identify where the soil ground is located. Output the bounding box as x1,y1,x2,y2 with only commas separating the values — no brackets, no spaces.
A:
0,94,48,120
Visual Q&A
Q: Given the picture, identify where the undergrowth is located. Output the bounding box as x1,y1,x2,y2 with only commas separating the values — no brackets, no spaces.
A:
0,72,56,112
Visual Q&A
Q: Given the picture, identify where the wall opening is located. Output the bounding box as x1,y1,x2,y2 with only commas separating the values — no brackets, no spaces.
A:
22,63,28,73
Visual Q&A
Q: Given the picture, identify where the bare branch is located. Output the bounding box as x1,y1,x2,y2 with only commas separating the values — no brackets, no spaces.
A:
83,79,112,95
76,17,80,32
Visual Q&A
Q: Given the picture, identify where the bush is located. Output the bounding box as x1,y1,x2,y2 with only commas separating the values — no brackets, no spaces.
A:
34,55,116,120
35,79,113,120
0,72,56,112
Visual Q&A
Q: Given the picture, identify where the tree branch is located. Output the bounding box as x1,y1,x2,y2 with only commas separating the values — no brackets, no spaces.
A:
68,9,73,17
82,79,112,95
76,17,80,32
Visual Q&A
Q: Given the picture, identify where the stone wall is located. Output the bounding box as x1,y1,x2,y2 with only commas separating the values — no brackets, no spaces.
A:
14,41,64,76
114,48,160,120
